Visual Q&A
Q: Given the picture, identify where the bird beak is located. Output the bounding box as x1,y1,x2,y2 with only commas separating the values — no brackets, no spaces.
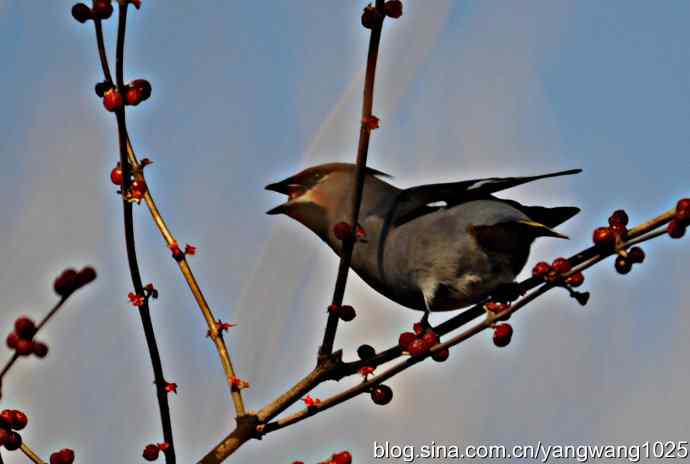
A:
517,219,569,239
266,203,288,215
265,179,291,195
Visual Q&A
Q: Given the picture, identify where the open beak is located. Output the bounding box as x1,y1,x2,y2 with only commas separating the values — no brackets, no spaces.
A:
517,219,569,239
265,177,307,214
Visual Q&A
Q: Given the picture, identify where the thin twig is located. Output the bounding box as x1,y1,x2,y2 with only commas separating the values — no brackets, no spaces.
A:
20,442,46,464
320,0,386,358
112,3,176,462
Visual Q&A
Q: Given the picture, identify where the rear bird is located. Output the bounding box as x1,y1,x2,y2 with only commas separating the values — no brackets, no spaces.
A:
266,163,580,318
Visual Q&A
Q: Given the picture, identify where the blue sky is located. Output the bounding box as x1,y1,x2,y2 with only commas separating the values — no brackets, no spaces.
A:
1,1,689,463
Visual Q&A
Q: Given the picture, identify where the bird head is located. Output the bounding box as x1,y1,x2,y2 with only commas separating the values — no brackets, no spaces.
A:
265,162,390,239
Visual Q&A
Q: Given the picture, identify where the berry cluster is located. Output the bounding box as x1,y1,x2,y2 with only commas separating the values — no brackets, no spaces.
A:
6,317,48,358
0,409,27,451
97,79,152,112
668,198,690,239
50,448,75,464
592,209,630,250
142,442,170,461
614,246,645,275
328,304,356,322
361,1,403,28
110,162,148,201
71,0,113,23
54,267,97,297
398,323,448,361
532,258,584,287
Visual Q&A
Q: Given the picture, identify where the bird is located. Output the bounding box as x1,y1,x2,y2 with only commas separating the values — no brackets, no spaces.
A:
266,162,580,319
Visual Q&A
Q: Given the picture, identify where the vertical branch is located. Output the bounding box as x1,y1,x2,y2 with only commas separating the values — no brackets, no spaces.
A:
320,0,387,359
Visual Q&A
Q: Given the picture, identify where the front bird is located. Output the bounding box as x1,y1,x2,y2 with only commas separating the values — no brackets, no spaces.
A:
266,163,580,318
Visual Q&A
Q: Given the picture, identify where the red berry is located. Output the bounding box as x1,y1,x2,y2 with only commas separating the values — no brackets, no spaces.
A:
333,222,352,241
14,317,36,339
332,450,353,464
565,272,584,288
131,79,152,100
50,449,75,464
412,321,425,336
370,385,393,405
0,411,13,428
493,323,513,348
407,338,427,356
71,3,93,23
125,86,143,106
384,0,403,18
143,444,160,461
615,256,632,274
110,166,123,185
4,431,21,451
531,261,550,278
676,198,690,215
593,227,615,248
10,410,27,431
551,257,572,274
611,223,628,241
361,5,382,29
398,332,416,350
628,247,645,264
102,89,123,112
6,333,19,349
421,329,439,349
608,209,629,226
54,269,78,296
668,220,686,239
32,341,49,358
131,179,148,199
431,348,450,362
0,428,9,446
15,339,33,356
92,0,113,19
338,305,356,322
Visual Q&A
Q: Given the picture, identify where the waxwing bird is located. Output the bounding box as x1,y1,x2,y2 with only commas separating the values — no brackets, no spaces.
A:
266,163,580,317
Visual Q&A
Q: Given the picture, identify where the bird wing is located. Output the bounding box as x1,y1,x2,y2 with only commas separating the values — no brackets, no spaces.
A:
376,169,582,280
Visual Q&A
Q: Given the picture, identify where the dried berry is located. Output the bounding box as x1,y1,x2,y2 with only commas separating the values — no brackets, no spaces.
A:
608,209,629,226
71,3,93,23
370,385,393,405
384,0,403,18
431,348,450,362
361,5,382,29
615,255,632,274
668,220,686,239
357,344,376,361
338,305,356,322
92,0,113,19
14,317,36,339
628,247,645,264
4,431,21,451
32,341,49,358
